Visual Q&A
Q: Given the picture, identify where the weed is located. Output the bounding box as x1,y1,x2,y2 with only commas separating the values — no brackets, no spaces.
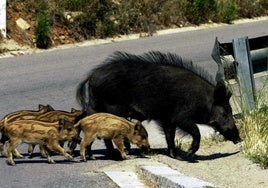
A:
216,0,238,23
239,107,268,168
35,11,51,49
186,0,218,24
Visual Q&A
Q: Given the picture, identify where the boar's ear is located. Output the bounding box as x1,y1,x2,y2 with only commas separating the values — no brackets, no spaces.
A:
58,118,64,131
58,118,69,131
46,104,55,111
134,121,142,132
71,108,79,113
58,124,63,131
214,81,232,104
38,104,45,110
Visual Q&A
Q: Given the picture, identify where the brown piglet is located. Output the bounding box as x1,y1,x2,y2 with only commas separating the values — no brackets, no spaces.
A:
0,104,54,158
74,113,150,161
4,118,77,165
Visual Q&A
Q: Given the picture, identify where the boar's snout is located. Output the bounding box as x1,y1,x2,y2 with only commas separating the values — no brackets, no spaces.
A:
233,137,243,144
219,125,242,144
140,145,150,156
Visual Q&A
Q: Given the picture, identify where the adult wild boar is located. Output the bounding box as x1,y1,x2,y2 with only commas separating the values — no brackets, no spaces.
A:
76,51,242,159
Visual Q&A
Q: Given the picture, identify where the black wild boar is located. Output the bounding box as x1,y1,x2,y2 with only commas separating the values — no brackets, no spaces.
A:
76,51,242,159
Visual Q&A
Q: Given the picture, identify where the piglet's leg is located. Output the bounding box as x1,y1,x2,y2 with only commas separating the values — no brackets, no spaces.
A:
80,134,95,162
2,142,23,158
39,145,54,164
112,137,127,160
12,148,24,159
46,140,73,161
6,140,21,166
28,144,35,158
39,145,49,158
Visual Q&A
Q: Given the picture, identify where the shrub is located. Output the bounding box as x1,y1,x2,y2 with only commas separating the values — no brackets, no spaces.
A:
35,11,51,49
185,0,218,24
74,13,97,39
216,0,238,23
237,0,268,18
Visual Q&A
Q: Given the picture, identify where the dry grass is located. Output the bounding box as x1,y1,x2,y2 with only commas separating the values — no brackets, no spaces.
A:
238,107,268,168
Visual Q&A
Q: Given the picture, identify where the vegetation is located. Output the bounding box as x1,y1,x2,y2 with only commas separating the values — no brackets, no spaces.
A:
34,1,51,49
10,0,267,48
239,106,268,168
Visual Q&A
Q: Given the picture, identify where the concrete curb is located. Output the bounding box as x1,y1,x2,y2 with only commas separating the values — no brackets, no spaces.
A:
104,160,214,188
137,161,214,188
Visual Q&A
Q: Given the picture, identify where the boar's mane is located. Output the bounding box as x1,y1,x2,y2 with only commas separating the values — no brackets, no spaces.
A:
103,51,217,86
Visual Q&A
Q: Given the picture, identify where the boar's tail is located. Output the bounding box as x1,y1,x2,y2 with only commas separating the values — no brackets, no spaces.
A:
76,77,96,115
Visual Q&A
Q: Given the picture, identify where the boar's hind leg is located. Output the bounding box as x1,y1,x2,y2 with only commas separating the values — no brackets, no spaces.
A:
162,123,177,158
104,139,116,156
1,135,23,158
28,144,35,158
6,139,21,166
80,136,95,162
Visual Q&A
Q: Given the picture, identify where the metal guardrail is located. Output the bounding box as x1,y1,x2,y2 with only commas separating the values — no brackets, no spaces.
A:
212,35,268,113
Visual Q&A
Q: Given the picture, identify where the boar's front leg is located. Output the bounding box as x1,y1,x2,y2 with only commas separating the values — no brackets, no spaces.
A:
39,145,55,163
112,137,128,160
46,140,73,162
179,120,201,157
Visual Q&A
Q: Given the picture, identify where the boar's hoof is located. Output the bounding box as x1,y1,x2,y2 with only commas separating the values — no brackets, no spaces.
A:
81,157,87,162
47,155,55,164
48,158,55,164
168,148,178,159
65,153,74,161
13,150,24,159
89,155,96,160
7,160,15,166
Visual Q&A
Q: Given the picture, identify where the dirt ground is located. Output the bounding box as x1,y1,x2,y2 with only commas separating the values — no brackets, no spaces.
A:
152,141,268,188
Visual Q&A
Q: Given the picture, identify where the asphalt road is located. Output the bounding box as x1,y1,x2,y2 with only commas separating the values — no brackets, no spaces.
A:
0,19,268,187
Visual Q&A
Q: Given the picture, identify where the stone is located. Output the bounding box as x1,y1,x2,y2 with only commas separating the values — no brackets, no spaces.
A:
16,18,30,30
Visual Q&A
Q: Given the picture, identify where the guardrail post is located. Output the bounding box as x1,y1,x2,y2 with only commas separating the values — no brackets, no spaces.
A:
233,37,256,113
0,0,6,38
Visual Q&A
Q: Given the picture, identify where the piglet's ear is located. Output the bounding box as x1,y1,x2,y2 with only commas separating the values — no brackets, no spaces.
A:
214,81,232,104
45,104,54,111
58,123,63,132
38,104,45,110
58,118,67,131
134,121,142,130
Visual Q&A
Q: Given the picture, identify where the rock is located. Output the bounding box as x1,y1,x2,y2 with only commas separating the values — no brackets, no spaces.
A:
63,11,83,22
16,18,30,30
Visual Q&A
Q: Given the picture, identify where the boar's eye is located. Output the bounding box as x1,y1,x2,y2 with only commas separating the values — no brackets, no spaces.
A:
141,135,147,140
